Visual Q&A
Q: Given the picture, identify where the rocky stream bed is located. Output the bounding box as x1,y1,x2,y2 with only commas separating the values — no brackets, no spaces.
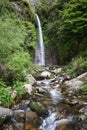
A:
0,67,87,130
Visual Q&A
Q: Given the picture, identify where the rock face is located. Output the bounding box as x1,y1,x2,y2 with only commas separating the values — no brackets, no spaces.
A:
29,0,40,9
0,107,13,125
63,72,87,93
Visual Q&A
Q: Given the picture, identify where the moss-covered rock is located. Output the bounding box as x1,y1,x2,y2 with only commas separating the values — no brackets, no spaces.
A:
29,101,48,116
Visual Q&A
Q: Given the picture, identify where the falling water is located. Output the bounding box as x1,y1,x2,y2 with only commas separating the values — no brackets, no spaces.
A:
35,14,45,65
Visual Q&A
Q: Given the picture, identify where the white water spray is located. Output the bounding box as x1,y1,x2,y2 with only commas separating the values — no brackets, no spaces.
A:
35,14,45,65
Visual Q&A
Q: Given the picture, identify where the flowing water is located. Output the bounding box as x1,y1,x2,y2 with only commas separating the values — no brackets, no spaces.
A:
38,79,72,130
39,112,70,130
35,14,45,65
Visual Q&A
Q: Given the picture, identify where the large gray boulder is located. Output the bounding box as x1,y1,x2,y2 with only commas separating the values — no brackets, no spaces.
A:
0,107,13,125
63,72,87,94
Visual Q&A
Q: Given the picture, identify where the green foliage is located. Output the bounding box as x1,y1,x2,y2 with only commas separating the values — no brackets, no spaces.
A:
0,0,13,15
0,0,37,107
0,79,6,88
12,81,26,98
0,87,14,107
6,51,32,81
0,79,14,107
82,84,87,94
23,21,36,56
65,56,87,77
36,0,87,64
0,16,27,63
0,0,37,83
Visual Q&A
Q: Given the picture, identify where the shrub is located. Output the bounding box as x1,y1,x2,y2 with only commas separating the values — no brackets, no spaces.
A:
82,84,87,94
0,79,14,107
0,16,27,63
6,51,32,81
65,56,87,77
12,81,26,98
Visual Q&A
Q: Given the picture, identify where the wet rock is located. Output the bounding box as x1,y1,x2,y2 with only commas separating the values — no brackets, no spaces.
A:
36,79,50,86
79,106,87,116
0,107,13,125
14,110,25,123
35,86,48,94
29,101,48,116
10,118,24,130
25,111,41,129
74,119,87,130
23,84,32,95
7,110,41,130
57,121,73,130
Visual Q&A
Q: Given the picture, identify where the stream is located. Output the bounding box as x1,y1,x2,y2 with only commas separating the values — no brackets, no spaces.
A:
0,68,87,130
30,76,86,130
37,79,72,130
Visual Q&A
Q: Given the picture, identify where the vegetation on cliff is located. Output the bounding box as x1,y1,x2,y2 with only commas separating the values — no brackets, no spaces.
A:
0,0,37,106
0,0,36,83
36,0,87,65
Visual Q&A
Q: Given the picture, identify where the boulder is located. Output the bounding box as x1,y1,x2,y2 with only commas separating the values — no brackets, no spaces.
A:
26,74,36,85
63,72,87,94
41,71,51,78
14,110,25,122
0,107,13,125
23,84,33,95
51,68,62,75
25,111,41,129
29,101,48,116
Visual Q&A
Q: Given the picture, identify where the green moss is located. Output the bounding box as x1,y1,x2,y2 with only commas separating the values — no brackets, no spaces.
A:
29,102,47,115
82,84,87,94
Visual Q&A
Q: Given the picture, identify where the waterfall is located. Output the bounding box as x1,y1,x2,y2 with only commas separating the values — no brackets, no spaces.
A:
35,14,45,65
